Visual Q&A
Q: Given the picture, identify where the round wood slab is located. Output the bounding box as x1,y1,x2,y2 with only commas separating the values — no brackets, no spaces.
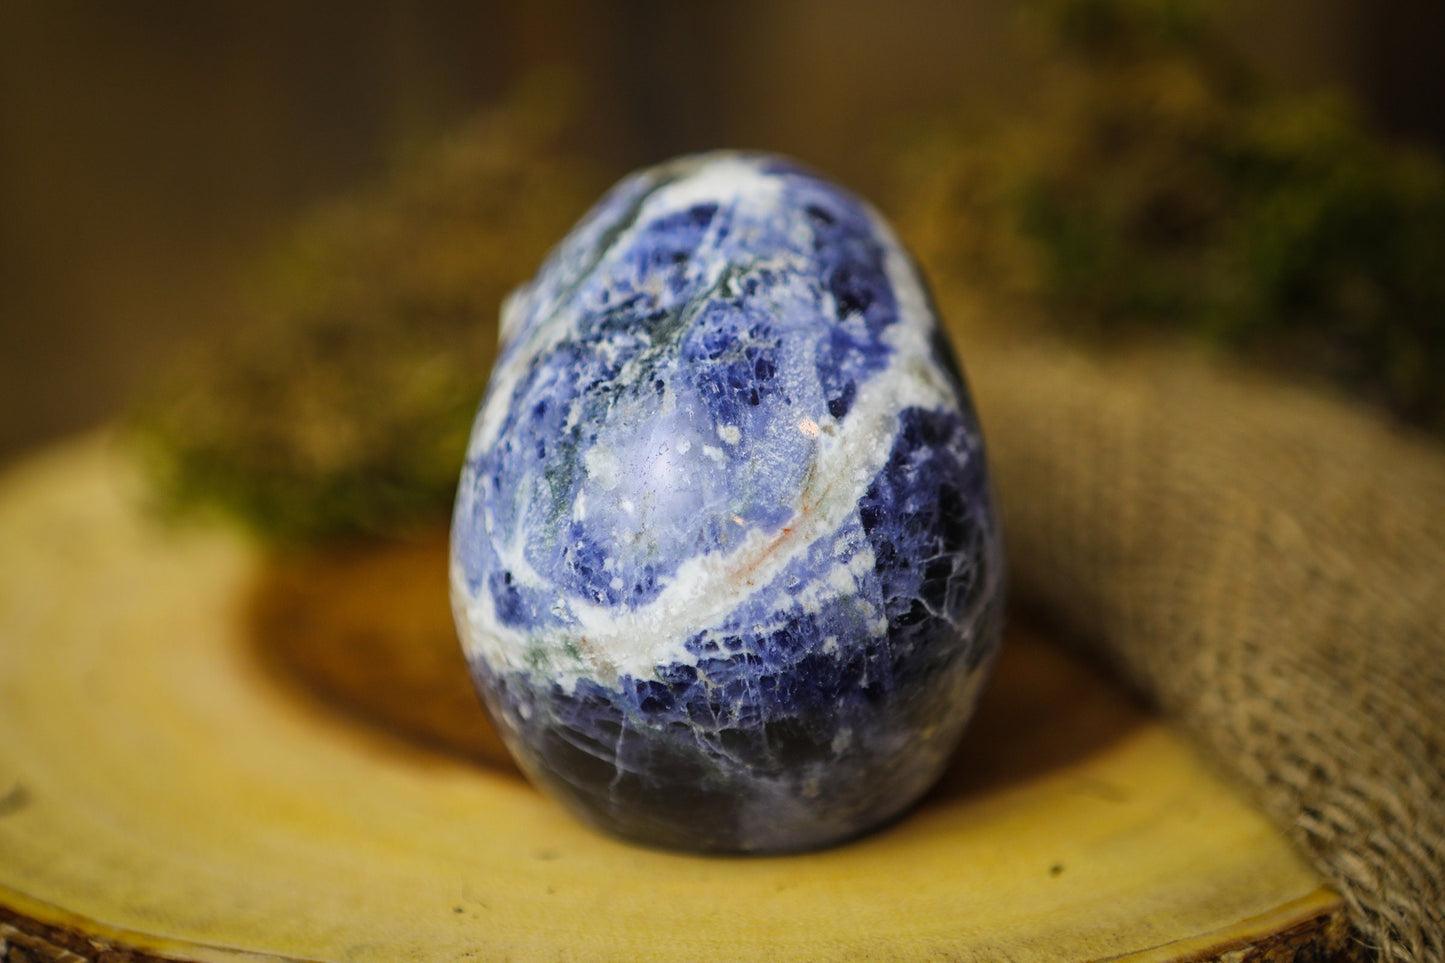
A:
0,435,1351,961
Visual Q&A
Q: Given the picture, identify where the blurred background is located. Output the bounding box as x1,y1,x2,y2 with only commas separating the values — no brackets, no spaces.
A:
2,0,1443,467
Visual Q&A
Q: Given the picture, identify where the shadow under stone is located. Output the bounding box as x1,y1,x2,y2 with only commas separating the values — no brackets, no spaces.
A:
245,533,1145,810
246,529,520,775
924,617,1148,804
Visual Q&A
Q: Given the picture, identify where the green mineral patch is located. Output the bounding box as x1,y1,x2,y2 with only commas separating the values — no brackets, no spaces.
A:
524,635,583,674
524,641,553,673
559,637,584,663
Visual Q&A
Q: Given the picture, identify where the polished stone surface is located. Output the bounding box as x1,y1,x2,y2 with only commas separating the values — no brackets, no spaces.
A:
452,152,1003,852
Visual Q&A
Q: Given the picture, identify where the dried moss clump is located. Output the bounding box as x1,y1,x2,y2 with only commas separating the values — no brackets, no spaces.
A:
136,82,603,542
897,0,1445,433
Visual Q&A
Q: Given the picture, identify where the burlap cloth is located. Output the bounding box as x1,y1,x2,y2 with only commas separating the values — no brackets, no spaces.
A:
954,326,1445,962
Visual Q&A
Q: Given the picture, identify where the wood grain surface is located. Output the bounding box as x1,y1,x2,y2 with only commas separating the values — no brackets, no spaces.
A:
0,435,1356,961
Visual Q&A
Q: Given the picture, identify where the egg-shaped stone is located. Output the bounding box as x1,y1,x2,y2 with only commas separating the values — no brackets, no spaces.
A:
451,152,1004,852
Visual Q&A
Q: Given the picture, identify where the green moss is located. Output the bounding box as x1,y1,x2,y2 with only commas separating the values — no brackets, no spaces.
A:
898,0,1445,433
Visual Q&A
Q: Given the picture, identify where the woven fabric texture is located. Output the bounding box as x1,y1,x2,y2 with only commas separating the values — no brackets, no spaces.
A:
959,332,1445,963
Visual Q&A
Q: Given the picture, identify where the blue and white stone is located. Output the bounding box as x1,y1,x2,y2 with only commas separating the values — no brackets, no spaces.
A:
451,152,1004,852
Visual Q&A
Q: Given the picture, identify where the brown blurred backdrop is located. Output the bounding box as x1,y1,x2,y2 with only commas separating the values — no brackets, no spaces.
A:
2,0,1442,466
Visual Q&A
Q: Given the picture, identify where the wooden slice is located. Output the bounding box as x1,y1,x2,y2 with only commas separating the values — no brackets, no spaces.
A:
0,434,1355,962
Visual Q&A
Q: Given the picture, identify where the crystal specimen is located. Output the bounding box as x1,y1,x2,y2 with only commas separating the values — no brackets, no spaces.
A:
451,152,1004,852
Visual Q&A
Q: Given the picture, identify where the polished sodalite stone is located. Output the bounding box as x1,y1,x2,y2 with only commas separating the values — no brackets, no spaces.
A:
451,152,1004,852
